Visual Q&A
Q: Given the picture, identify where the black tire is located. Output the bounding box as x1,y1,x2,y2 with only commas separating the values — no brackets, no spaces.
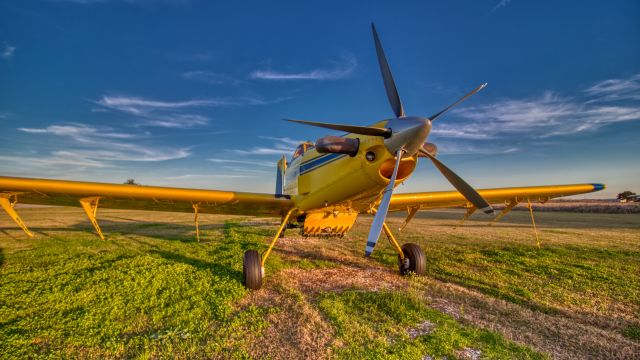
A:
398,243,426,276
243,250,262,290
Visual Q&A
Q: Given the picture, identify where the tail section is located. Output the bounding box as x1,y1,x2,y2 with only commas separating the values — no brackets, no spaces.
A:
275,155,287,197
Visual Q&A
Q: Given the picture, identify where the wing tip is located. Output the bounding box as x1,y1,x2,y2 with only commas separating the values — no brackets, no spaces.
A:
591,183,606,191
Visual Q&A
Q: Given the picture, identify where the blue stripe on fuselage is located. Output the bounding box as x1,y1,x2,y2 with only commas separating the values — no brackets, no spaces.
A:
299,153,347,175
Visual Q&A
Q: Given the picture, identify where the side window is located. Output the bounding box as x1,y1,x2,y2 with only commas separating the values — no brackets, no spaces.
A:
291,142,315,162
292,145,304,160
303,143,315,152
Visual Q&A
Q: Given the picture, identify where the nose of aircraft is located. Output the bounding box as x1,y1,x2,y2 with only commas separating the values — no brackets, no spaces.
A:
383,116,431,156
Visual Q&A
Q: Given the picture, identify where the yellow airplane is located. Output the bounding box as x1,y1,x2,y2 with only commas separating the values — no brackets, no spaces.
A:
0,24,604,290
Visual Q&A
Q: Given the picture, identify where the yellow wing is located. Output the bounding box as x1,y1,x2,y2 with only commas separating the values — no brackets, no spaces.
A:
389,183,605,211
0,176,294,217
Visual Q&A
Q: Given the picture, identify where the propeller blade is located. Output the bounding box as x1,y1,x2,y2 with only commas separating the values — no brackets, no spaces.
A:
284,118,391,138
429,83,488,122
365,149,404,257
371,23,405,118
419,149,494,215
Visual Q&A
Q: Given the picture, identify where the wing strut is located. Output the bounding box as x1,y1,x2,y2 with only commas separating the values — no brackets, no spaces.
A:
79,197,104,240
193,204,200,242
459,205,476,225
398,206,419,232
0,194,34,237
489,198,518,225
527,197,540,248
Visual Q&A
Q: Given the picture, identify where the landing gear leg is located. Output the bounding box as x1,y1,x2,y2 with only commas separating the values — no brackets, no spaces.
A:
243,208,295,290
381,222,426,276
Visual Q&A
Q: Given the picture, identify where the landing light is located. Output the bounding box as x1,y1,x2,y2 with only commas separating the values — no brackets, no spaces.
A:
366,151,376,162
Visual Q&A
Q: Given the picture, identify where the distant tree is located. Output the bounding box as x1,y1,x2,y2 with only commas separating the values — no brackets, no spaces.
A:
124,179,140,185
617,191,636,201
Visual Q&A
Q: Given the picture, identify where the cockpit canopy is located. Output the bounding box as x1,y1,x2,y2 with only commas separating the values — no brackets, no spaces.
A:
291,141,315,161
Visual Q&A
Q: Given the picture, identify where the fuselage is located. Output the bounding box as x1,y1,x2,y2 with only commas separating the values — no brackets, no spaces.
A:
284,120,420,213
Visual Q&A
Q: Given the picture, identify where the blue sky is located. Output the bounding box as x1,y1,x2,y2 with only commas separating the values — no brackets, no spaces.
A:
1,0,638,198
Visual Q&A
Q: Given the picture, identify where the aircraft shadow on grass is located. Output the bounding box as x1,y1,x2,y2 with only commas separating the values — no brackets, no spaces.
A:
0,219,280,283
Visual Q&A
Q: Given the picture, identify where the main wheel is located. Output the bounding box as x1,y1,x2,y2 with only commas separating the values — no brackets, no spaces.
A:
243,250,262,290
398,243,426,276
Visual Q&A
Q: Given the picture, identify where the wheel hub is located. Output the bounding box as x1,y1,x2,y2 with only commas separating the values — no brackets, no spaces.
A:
399,256,410,270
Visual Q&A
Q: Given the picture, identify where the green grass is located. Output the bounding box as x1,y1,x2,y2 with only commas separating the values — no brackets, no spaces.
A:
623,324,640,340
0,215,282,358
1,207,638,358
318,289,545,359
368,211,640,321
419,244,639,314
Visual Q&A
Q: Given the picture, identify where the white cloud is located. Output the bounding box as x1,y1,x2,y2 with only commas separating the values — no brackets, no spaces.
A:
445,75,640,140
230,135,303,156
257,136,304,146
16,123,190,164
18,123,136,139
93,94,287,128
2,43,15,59
491,0,511,12
141,114,210,128
232,146,293,156
251,55,357,81
207,158,274,167
430,126,495,140
95,95,222,115
432,141,519,155
0,152,110,170
584,73,640,102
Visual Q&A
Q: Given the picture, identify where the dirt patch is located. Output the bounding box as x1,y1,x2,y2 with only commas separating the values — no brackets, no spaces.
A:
456,348,482,360
240,230,640,359
407,320,435,339
421,279,640,360
241,280,335,359
247,250,640,359
281,266,406,295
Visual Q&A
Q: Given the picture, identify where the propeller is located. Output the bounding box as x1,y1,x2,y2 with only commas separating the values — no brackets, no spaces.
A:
372,23,405,118
419,149,494,215
430,83,488,122
366,149,404,256
285,23,494,257
284,119,391,138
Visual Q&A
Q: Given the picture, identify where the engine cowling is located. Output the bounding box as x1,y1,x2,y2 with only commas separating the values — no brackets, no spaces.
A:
315,136,359,156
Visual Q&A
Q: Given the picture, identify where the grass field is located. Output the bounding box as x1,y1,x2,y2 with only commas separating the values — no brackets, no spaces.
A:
0,206,639,359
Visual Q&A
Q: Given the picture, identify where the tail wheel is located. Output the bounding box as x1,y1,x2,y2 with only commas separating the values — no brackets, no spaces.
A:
398,243,426,276
243,250,262,290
